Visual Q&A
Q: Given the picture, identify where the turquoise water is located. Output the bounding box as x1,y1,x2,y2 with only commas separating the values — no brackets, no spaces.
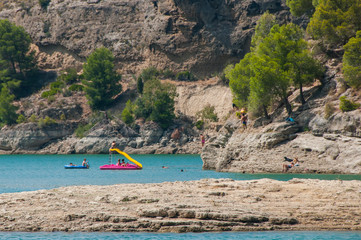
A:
0,154,360,194
0,231,361,239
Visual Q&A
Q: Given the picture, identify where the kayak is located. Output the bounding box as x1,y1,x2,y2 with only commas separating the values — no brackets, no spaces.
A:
64,165,89,169
99,163,141,170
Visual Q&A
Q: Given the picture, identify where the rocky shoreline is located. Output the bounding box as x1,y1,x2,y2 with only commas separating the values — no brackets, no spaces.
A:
1,178,360,232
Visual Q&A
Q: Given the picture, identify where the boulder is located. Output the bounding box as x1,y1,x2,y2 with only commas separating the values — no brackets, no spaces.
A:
139,122,163,146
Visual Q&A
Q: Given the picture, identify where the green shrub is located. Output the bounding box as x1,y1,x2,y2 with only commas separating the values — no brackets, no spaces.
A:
75,122,95,138
176,71,196,81
138,66,159,83
195,120,204,130
29,114,37,123
39,0,51,9
58,68,79,85
121,108,134,125
50,81,64,89
38,116,56,128
196,105,218,122
60,113,66,121
41,90,51,98
134,79,177,129
41,81,64,98
69,84,84,92
47,95,55,104
162,69,176,79
324,102,336,119
339,96,360,112
16,114,26,124
122,100,135,125
342,31,361,89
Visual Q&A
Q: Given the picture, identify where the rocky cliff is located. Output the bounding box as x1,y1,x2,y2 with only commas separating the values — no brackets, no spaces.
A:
201,61,361,174
0,0,289,75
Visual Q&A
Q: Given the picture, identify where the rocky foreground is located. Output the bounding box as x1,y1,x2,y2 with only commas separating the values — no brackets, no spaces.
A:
1,178,360,232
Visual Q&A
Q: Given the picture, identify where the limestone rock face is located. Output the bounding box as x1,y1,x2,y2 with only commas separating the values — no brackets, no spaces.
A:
309,112,361,137
0,0,288,76
201,110,361,174
139,122,164,146
0,122,77,151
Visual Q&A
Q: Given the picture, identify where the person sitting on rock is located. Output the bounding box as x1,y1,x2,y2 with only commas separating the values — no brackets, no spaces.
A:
282,157,299,172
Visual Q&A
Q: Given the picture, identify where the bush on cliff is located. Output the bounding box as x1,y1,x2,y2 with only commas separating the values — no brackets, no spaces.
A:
58,68,80,85
229,13,323,118
133,79,177,129
41,80,65,98
82,47,122,110
196,105,218,123
176,71,196,81
286,0,318,17
0,19,37,98
307,0,361,45
0,87,18,125
38,116,56,128
121,100,135,125
343,31,361,89
339,96,360,112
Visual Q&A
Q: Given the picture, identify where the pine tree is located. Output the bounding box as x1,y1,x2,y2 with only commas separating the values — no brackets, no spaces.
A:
82,47,122,110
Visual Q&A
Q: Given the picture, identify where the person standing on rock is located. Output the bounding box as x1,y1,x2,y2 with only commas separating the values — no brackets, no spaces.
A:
200,134,205,147
240,109,248,130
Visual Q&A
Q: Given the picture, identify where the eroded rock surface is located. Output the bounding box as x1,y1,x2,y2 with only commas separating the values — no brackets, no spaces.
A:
0,0,289,75
0,178,360,232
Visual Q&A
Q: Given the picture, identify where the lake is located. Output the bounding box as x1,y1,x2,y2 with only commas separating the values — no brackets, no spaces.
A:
1,154,360,194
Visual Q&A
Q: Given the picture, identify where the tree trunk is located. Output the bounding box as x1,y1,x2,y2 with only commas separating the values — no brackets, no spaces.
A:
263,104,270,119
283,96,292,115
10,60,16,74
299,82,306,105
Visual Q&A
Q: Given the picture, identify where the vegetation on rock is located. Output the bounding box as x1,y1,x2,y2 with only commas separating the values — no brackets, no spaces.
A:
339,96,360,112
123,78,177,129
121,100,135,126
196,105,218,123
286,0,318,17
307,0,361,45
82,47,122,110
0,19,37,98
0,87,18,126
228,13,322,117
343,30,361,89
